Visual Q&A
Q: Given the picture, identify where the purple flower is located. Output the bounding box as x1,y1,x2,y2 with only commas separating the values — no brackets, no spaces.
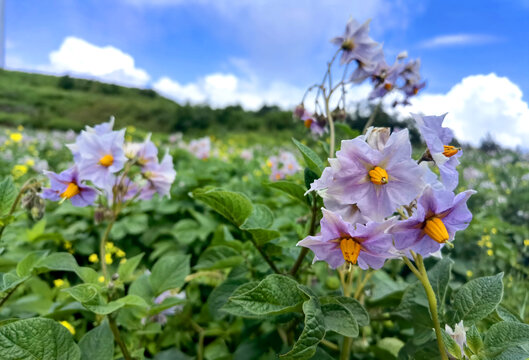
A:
368,61,405,100
297,208,395,269
187,137,211,160
413,113,462,191
267,151,301,181
331,18,381,66
350,47,385,83
311,129,425,221
74,129,127,188
125,135,158,168
141,152,176,199
41,167,97,207
148,290,186,325
391,186,475,256
66,118,116,162
294,106,326,137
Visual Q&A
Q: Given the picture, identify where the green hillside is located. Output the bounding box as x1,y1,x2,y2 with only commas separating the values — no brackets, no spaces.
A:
0,70,296,134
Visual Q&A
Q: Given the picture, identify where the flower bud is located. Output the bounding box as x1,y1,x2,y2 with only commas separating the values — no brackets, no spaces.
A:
365,127,390,151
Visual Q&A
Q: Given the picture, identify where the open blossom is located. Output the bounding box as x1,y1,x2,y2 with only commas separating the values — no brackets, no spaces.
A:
331,18,381,66
391,186,475,256
267,151,301,181
74,129,127,188
413,113,462,191
141,152,176,199
294,105,326,137
369,61,405,100
66,117,115,162
187,137,211,160
125,135,158,168
297,209,395,269
310,129,425,221
41,166,97,207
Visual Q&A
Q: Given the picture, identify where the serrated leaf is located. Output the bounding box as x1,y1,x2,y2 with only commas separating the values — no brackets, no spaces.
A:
292,138,324,176
79,320,114,360
0,177,17,217
230,274,306,316
150,254,190,295
118,253,144,283
266,181,308,205
483,321,529,355
0,318,80,360
193,188,253,227
453,273,503,324
195,246,244,270
321,303,358,337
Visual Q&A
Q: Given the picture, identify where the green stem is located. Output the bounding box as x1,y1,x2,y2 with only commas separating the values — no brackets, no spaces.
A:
339,267,355,360
407,254,449,360
100,219,116,281
108,315,133,360
289,195,318,277
325,96,335,157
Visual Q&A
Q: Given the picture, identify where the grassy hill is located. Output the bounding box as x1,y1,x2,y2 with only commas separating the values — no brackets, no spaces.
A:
0,70,296,134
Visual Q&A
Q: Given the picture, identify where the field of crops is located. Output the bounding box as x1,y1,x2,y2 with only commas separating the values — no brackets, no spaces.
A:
1,12,529,360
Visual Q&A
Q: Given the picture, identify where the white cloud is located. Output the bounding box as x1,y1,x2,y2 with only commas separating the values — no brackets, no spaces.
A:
46,37,150,87
398,73,529,148
418,34,500,49
153,72,307,110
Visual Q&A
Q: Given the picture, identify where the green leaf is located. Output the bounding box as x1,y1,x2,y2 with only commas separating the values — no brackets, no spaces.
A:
193,188,253,227
321,296,369,327
0,272,28,293
244,228,280,246
207,278,247,319
321,303,358,337
373,337,404,359
241,204,274,230
266,181,308,205
453,273,503,324
280,297,325,360
195,246,244,270
0,177,17,217
0,318,80,360
17,250,49,277
292,138,324,176
496,305,523,323
150,254,190,295
79,320,114,360
427,257,453,305
62,284,100,303
334,123,360,138
441,329,463,359
118,253,144,283
221,281,261,318
83,295,149,315
466,325,483,354
230,275,306,316
483,321,529,355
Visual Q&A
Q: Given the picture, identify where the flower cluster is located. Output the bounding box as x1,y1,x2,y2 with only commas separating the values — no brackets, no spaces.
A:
298,115,475,269
41,118,176,207
267,151,302,181
185,136,211,160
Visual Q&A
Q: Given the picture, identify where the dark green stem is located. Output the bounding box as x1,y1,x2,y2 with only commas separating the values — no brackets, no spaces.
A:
108,315,133,360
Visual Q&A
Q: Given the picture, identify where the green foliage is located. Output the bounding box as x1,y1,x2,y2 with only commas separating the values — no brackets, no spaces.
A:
79,321,114,360
292,138,325,176
150,254,190,295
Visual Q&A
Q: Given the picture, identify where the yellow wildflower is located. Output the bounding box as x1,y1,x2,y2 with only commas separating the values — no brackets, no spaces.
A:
466,270,473,278
487,249,494,256
10,133,23,142
116,249,126,258
64,241,72,250
105,253,113,265
98,276,105,283
485,241,493,249
105,242,115,251
88,253,99,263
60,321,75,335
54,279,65,288
12,164,28,179
491,228,497,235
524,239,529,247
25,159,35,167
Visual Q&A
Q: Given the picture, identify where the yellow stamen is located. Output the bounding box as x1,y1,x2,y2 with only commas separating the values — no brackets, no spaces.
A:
424,217,449,243
443,145,459,157
304,118,313,128
384,83,393,91
340,238,361,264
342,39,355,51
60,182,80,199
369,166,389,185
99,154,114,167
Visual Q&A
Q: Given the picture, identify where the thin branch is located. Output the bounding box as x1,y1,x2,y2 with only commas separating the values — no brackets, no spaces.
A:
108,315,133,360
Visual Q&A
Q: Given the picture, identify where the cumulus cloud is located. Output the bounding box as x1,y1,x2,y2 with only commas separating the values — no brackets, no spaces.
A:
46,37,150,87
418,34,500,49
398,73,529,148
153,72,308,110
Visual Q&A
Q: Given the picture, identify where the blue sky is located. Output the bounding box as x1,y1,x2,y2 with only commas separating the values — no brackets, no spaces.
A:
6,0,529,146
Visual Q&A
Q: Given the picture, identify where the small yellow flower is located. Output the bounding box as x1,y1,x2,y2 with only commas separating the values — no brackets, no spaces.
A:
54,279,65,288
60,321,75,335
105,242,115,251
127,125,136,133
98,276,105,283
482,235,491,241
25,159,35,167
266,160,273,168
120,258,127,265
491,228,497,235
487,249,494,256
12,164,28,179
64,241,72,250
10,133,23,142
105,253,113,265
116,249,126,258
17,125,24,131
524,239,529,247
485,241,493,249
466,270,473,278
88,253,99,263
